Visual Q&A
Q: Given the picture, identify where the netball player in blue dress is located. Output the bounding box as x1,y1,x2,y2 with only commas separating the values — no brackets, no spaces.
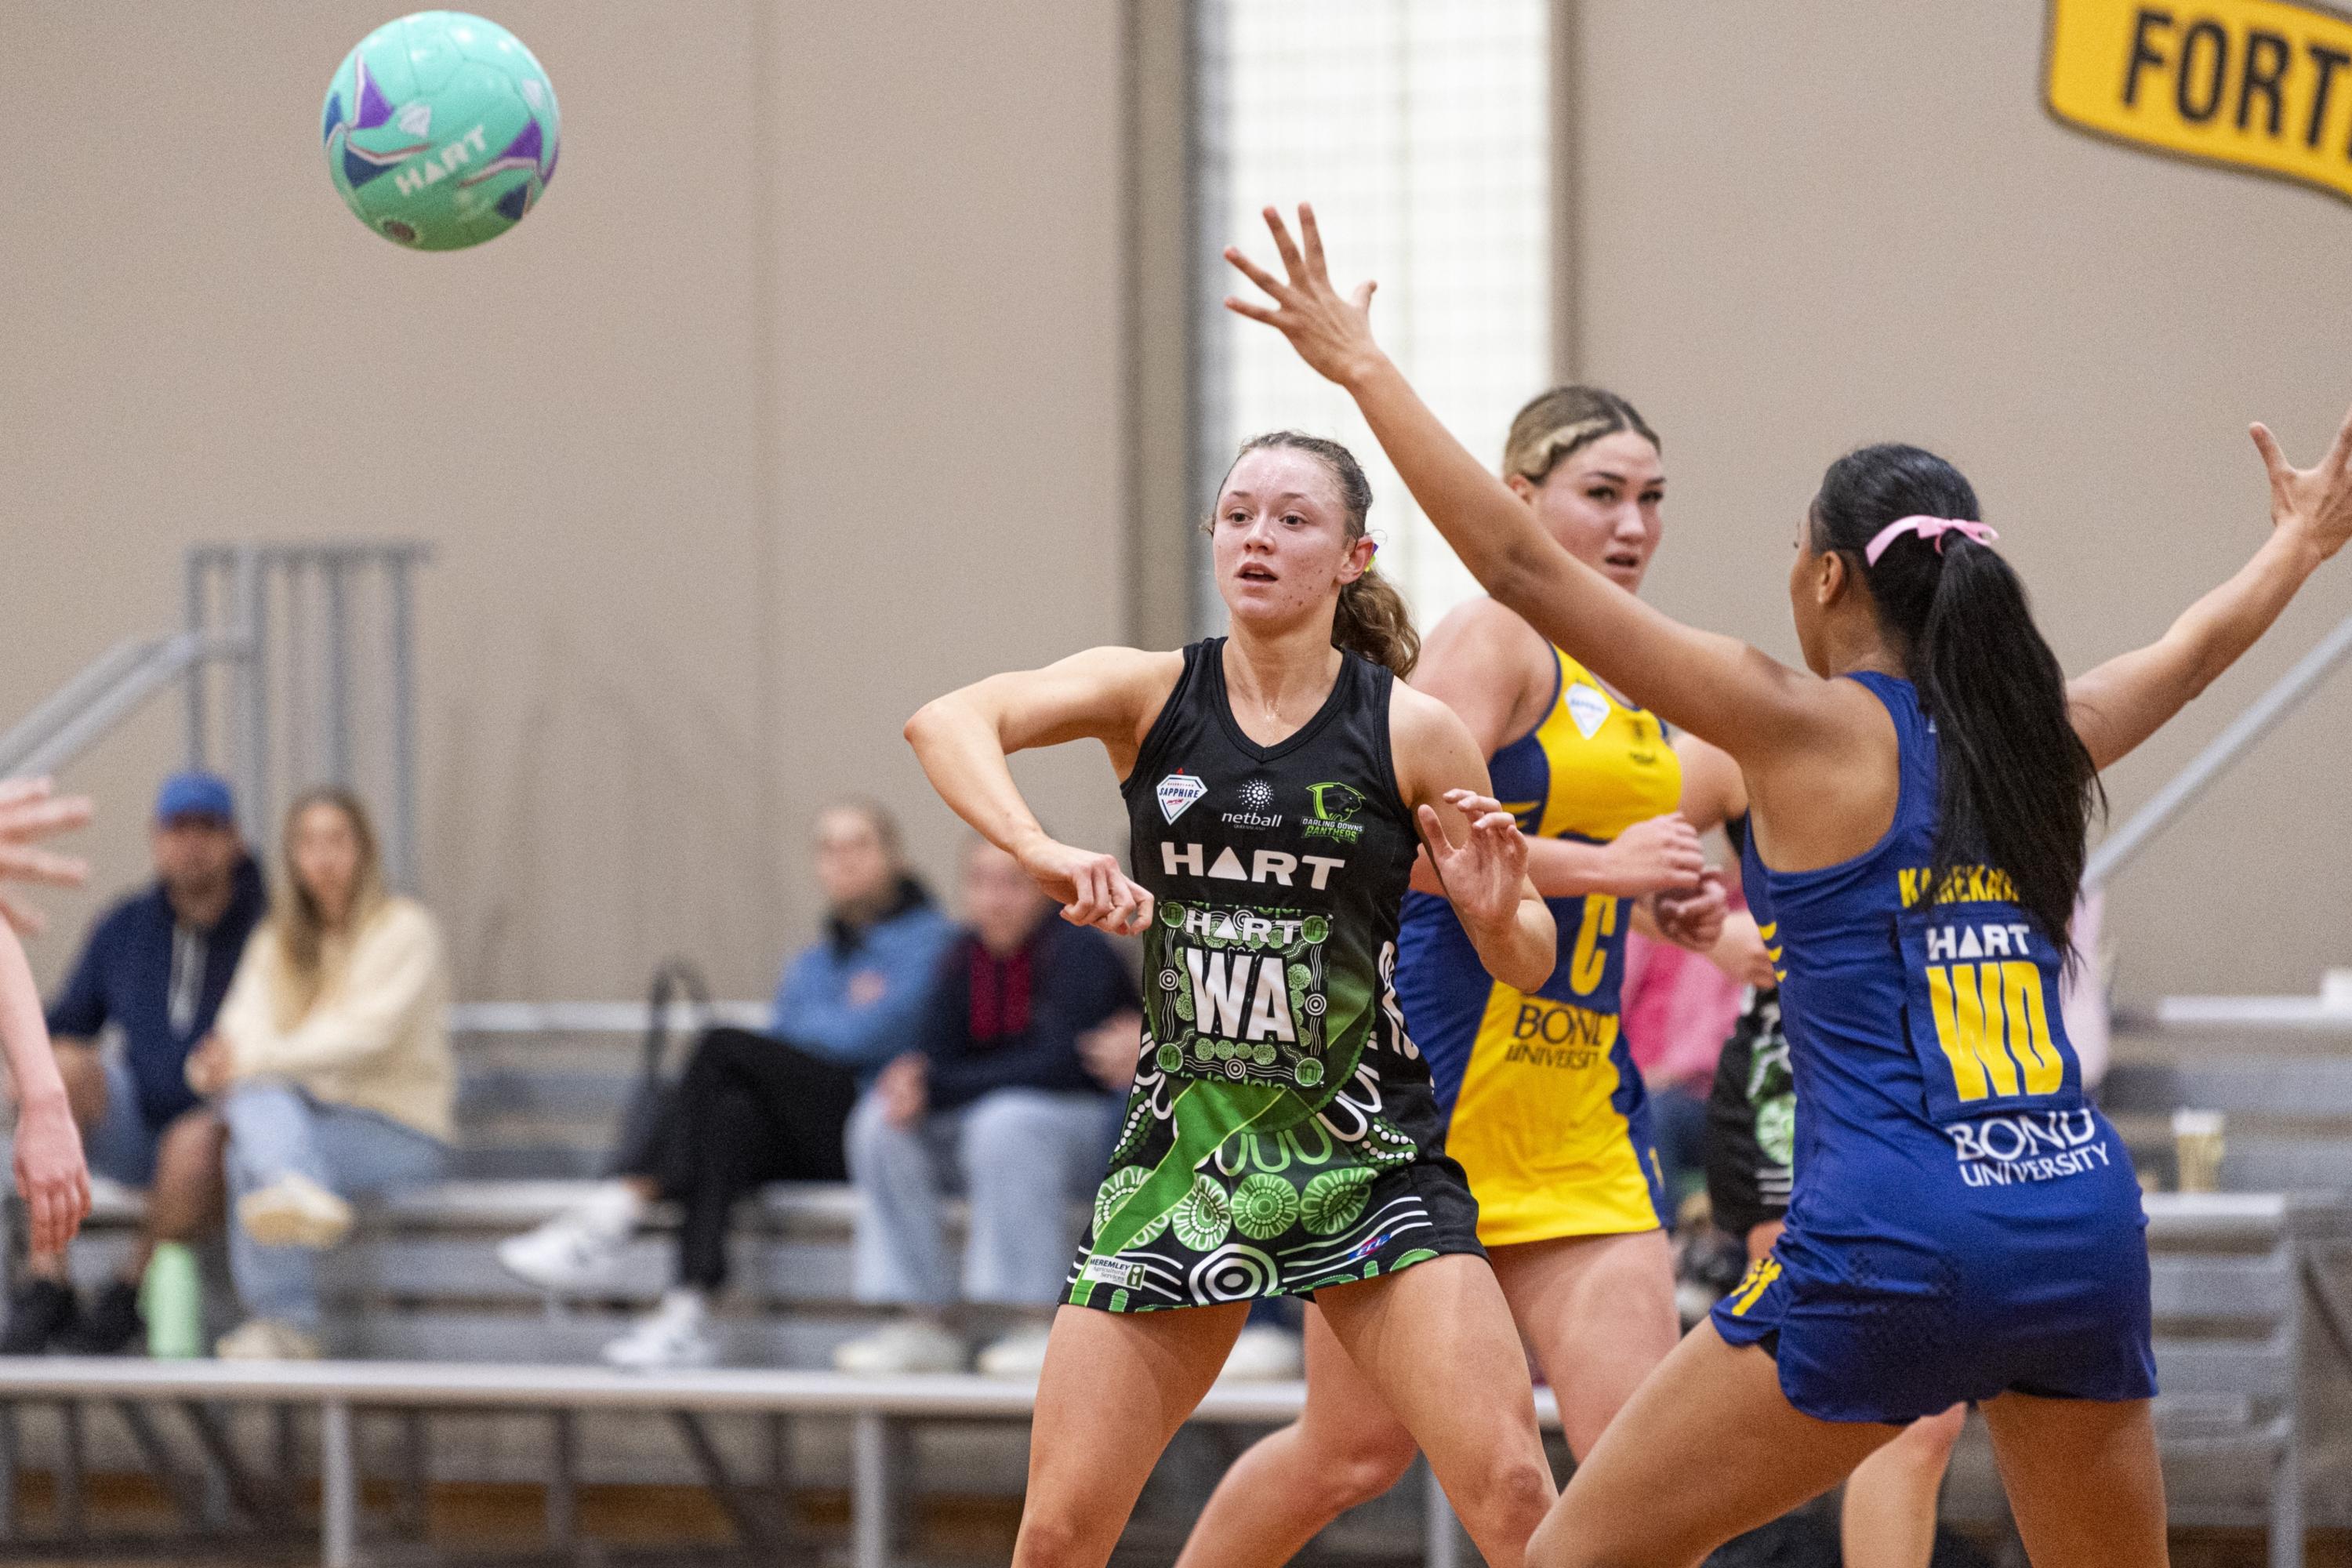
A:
1226,202,2352,1568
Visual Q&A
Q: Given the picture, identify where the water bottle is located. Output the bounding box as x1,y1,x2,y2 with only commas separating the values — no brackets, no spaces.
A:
141,1243,205,1359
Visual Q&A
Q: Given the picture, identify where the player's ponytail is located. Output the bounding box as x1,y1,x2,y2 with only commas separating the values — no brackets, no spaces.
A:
1221,430,1421,679
1334,567,1420,680
1810,445,2101,964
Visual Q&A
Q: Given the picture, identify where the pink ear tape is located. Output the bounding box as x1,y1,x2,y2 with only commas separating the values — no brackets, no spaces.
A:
1863,515,2000,565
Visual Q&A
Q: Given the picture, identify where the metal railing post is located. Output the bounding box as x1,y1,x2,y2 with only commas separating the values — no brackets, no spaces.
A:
321,1396,357,1568
326,554,353,787
183,554,209,771
234,547,270,847
388,551,420,892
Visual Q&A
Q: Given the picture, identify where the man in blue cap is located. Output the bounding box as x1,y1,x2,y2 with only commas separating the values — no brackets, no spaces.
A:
2,771,267,1354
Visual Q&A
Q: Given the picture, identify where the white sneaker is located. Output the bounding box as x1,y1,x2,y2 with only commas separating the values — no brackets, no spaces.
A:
1218,1324,1303,1382
236,1174,354,1249
498,1200,637,1294
974,1325,1054,1380
831,1319,965,1375
216,1319,322,1361
601,1290,718,1371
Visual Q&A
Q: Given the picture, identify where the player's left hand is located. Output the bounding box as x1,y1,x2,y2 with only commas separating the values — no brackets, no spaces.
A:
1418,789,1529,933
2252,395,2352,561
1652,869,1729,953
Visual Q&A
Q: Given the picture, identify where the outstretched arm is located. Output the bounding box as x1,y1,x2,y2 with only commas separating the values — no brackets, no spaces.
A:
1394,687,1555,993
1224,205,1830,766
2067,404,2352,769
905,646,1181,935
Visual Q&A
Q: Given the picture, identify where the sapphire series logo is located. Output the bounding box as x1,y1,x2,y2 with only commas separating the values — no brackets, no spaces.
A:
1157,772,1207,825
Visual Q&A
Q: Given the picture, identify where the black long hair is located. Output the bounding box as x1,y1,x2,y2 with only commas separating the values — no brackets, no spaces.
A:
1810,445,2102,964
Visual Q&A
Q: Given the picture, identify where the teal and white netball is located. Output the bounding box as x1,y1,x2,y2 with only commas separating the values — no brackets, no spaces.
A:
322,12,560,251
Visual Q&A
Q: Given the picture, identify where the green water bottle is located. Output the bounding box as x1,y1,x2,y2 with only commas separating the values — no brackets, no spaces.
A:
140,1243,204,1359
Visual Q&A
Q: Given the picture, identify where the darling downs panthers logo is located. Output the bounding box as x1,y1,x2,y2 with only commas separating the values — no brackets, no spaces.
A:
1302,781,1366,844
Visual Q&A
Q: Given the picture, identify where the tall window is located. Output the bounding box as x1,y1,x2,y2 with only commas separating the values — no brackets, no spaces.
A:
1194,0,1552,634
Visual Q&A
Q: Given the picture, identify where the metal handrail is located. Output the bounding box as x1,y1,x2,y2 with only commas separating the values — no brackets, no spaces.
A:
2086,606,2352,888
0,639,156,775
0,632,245,782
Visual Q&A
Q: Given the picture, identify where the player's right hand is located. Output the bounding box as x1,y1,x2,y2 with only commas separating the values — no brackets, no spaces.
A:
0,778,93,937
1598,813,1706,897
13,1092,90,1258
1017,839,1155,937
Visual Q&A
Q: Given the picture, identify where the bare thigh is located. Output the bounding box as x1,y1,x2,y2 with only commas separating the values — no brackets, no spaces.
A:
1530,1319,1900,1568
1316,1254,1556,1568
1979,1392,2168,1568
1491,1229,1679,1460
1014,1301,1248,1568
1167,1307,1420,1568
1288,1302,1417,1464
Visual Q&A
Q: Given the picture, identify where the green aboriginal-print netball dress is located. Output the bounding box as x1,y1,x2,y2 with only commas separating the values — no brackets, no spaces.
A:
1063,639,1484,1312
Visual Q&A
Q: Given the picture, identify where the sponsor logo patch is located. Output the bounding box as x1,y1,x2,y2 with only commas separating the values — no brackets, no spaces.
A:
1302,780,1367,844
1565,682,1610,739
1080,1255,1146,1288
1156,772,1207,824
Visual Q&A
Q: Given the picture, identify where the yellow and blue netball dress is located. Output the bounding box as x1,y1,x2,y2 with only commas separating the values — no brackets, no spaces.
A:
1395,647,1679,1245
1713,673,2154,1422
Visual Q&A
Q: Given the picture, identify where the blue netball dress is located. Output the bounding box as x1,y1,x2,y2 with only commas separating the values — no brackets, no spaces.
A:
1711,673,2155,1424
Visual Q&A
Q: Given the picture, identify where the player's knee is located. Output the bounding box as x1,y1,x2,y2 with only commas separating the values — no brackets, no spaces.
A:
1898,1403,1966,1467
1312,1428,1417,1511
1011,1501,1109,1568
1451,1446,1554,1542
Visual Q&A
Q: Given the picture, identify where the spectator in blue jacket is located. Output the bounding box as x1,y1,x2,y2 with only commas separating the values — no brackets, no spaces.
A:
833,837,1138,1378
495,799,956,1370
3,772,265,1355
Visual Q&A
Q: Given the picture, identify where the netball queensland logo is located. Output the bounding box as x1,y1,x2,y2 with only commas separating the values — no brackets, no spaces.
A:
1302,781,1367,844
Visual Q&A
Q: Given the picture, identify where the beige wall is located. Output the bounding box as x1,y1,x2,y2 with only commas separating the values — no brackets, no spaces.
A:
1565,0,2352,1005
0,1,1128,1000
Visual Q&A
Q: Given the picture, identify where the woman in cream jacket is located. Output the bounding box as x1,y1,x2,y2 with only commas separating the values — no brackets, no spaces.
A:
188,787,452,1359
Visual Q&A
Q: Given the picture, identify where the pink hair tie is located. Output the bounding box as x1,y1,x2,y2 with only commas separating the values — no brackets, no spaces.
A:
1864,514,2000,566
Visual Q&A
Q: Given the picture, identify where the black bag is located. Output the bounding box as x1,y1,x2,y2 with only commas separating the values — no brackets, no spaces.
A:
602,959,712,1181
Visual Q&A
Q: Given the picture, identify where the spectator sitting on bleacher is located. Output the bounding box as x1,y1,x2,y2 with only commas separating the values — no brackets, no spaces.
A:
183,787,453,1361
3,772,260,1356
498,800,957,1371
831,837,1136,1379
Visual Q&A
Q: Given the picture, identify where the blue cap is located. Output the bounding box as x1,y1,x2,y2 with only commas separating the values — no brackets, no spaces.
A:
154,771,235,826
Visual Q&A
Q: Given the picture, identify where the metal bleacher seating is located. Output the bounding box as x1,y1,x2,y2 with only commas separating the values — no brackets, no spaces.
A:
0,1019,2348,1566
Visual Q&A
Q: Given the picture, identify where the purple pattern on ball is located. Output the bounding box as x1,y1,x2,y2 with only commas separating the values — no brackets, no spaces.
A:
497,119,543,167
354,58,394,130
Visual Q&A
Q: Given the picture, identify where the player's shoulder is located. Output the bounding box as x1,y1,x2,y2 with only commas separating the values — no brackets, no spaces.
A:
1388,676,1482,760
1418,595,1552,676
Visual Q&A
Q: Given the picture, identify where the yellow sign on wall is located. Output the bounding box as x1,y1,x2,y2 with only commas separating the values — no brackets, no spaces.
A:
2046,0,2352,205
